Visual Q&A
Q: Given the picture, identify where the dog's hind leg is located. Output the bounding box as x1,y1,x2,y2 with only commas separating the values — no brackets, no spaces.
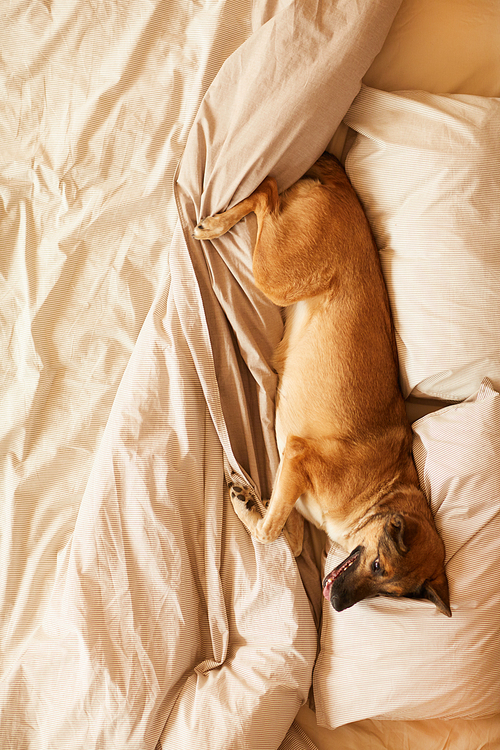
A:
193,176,279,241
252,155,379,307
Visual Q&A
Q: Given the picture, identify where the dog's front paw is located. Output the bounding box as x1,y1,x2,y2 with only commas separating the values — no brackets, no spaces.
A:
229,482,257,510
228,481,264,537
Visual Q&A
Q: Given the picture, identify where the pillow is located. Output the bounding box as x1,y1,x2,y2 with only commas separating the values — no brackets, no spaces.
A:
313,378,500,728
343,86,500,402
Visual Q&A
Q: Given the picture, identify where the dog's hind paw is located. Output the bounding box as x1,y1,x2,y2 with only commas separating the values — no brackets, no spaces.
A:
193,215,224,240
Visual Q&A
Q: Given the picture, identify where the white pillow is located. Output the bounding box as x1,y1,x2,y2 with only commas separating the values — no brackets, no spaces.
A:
343,86,500,401
313,378,500,728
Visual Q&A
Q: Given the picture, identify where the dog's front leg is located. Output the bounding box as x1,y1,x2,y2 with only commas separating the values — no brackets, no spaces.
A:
230,436,308,555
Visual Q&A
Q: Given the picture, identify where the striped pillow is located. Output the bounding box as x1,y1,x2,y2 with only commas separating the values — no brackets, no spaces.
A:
313,378,500,727
344,87,500,402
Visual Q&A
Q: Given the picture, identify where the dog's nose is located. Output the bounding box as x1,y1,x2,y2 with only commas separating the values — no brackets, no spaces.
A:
330,593,348,612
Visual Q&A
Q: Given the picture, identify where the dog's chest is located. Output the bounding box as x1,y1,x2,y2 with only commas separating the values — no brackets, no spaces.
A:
295,492,348,545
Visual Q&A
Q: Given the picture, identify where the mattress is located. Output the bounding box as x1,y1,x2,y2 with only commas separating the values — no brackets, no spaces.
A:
1,1,499,748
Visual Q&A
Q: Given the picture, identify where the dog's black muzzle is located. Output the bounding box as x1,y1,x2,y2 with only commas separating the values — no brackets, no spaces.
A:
322,545,363,611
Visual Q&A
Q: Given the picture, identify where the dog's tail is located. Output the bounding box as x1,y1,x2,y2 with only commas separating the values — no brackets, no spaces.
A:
305,151,346,186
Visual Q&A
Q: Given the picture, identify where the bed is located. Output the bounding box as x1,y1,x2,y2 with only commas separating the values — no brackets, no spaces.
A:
1,0,499,747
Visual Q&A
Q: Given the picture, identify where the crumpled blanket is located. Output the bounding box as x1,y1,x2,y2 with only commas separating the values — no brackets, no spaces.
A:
0,2,402,748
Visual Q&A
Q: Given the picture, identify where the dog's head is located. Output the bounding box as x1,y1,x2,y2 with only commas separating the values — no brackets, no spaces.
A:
322,506,451,617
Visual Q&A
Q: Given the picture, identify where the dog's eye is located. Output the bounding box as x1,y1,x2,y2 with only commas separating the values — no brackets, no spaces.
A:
372,558,381,573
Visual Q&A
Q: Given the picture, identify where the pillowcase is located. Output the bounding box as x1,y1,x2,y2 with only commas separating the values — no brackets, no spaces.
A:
313,378,500,728
343,86,500,402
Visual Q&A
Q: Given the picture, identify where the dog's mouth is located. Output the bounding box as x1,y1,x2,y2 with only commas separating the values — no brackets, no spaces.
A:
322,546,362,602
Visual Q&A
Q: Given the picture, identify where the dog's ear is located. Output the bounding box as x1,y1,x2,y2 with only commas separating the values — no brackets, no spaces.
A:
385,513,409,556
420,571,452,617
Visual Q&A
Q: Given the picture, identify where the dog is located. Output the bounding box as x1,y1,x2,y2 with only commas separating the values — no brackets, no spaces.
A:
194,153,451,617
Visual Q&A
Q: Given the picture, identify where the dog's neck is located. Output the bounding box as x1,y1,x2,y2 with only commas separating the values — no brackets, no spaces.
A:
343,481,433,544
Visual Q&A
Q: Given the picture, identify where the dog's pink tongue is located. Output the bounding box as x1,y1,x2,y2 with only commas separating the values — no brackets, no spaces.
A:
322,576,333,601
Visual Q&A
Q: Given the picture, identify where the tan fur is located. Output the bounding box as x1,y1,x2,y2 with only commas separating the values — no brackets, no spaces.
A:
194,154,451,616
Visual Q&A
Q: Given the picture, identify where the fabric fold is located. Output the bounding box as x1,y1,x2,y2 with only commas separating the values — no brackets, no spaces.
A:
0,2,404,748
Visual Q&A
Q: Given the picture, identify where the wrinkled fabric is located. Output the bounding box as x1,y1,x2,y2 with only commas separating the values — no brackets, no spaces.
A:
2,0,500,748
0,1,403,748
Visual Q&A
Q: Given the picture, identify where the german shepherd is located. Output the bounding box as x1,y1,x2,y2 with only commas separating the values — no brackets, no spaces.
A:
194,153,451,617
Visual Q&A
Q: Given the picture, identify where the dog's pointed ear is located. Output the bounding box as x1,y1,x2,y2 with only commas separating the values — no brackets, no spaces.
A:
385,513,409,556
421,571,452,617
